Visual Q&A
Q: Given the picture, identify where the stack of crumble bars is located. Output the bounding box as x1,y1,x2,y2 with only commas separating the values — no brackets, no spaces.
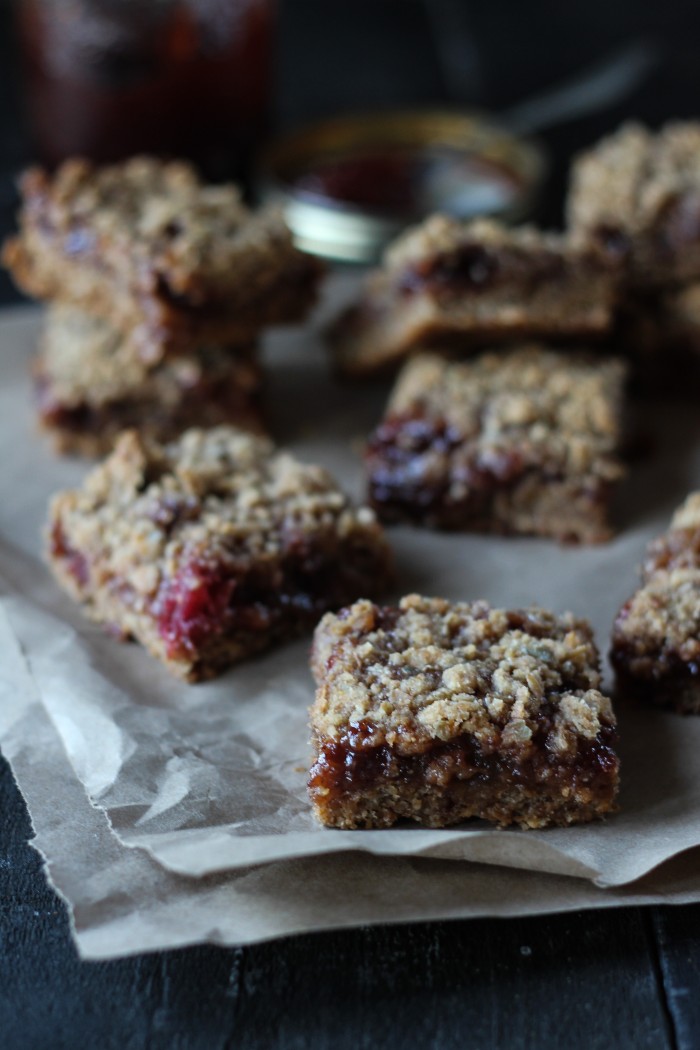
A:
4,158,322,454
6,158,394,683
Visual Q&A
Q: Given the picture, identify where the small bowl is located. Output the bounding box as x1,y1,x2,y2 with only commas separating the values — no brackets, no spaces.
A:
258,109,548,263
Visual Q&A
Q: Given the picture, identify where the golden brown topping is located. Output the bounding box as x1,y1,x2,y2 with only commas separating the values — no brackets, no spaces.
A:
11,156,311,304
385,347,626,481
568,121,700,250
50,426,387,603
385,215,595,272
311,595,614,756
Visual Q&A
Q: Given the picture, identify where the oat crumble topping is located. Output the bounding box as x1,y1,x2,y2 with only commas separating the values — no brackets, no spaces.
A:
17,157,293,297
569,122,700,239
311,595,613,756
383,347,626,482
612,491,700,693
385,215,585,272
53,427,382,588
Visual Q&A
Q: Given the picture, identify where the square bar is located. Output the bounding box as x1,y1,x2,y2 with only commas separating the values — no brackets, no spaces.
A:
328,216,618,376
4,158,321,355
365,346,627,542
309,595,620,829
611,492,700,712
34,306,265,456
48,426,392,681
568,121,700,288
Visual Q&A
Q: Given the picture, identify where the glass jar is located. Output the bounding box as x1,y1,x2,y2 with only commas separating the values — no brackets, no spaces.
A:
17,0,274,179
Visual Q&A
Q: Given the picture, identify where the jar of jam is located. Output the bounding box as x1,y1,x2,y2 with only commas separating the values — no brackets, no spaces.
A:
261,111,547,262
17,0,274,179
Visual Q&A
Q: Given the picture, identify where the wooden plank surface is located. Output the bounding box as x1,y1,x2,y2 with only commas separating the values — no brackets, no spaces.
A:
653,907,700,1050
0,756,677,1050
232,915,673,1050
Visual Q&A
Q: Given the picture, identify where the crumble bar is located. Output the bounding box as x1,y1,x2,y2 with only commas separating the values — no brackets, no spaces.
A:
611,493,700,712
328,216,618,376
568,121,700,288
309,595,620,829
3,157,322,355
365,346,627,542
34,306,265,456
47,426,392,681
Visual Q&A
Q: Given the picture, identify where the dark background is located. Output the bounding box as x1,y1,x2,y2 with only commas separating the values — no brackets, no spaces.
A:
3,1,700,1047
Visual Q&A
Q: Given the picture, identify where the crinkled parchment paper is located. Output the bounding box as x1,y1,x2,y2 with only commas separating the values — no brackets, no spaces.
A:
3,277,700,957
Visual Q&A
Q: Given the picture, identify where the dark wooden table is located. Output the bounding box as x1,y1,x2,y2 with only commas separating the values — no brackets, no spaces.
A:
3,3,700,1046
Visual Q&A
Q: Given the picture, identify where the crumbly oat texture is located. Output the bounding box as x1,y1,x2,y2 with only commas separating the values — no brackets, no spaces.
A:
34,306,265,455
328,215,618,376
366,346,627,542
3,157,321,354
309,595,620,829
568,121,700,287
611,492,700,712
47,426,392,681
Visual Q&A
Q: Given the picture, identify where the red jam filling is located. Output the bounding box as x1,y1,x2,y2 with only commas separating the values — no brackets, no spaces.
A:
309,720,619,798
593,224,631,262
397,244,499,295
292,148,522,220
154,539,389,660
295,151,416,214
395,244,567,299
34,368,261,438
155,558,237,657
366,411,528,524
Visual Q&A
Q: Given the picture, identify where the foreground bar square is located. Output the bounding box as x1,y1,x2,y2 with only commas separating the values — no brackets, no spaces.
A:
309,595,619,829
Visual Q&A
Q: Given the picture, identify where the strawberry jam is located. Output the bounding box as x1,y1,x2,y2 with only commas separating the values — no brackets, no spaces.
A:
155,558,236,658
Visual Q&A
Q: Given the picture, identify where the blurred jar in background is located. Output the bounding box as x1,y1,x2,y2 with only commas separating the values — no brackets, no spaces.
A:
17,0,274,180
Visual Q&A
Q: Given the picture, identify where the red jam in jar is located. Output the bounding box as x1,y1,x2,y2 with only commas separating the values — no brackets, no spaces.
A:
292,146,524,218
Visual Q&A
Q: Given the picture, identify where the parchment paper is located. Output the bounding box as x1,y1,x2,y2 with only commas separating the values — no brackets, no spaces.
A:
5,639,700,962
3,276,700,956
